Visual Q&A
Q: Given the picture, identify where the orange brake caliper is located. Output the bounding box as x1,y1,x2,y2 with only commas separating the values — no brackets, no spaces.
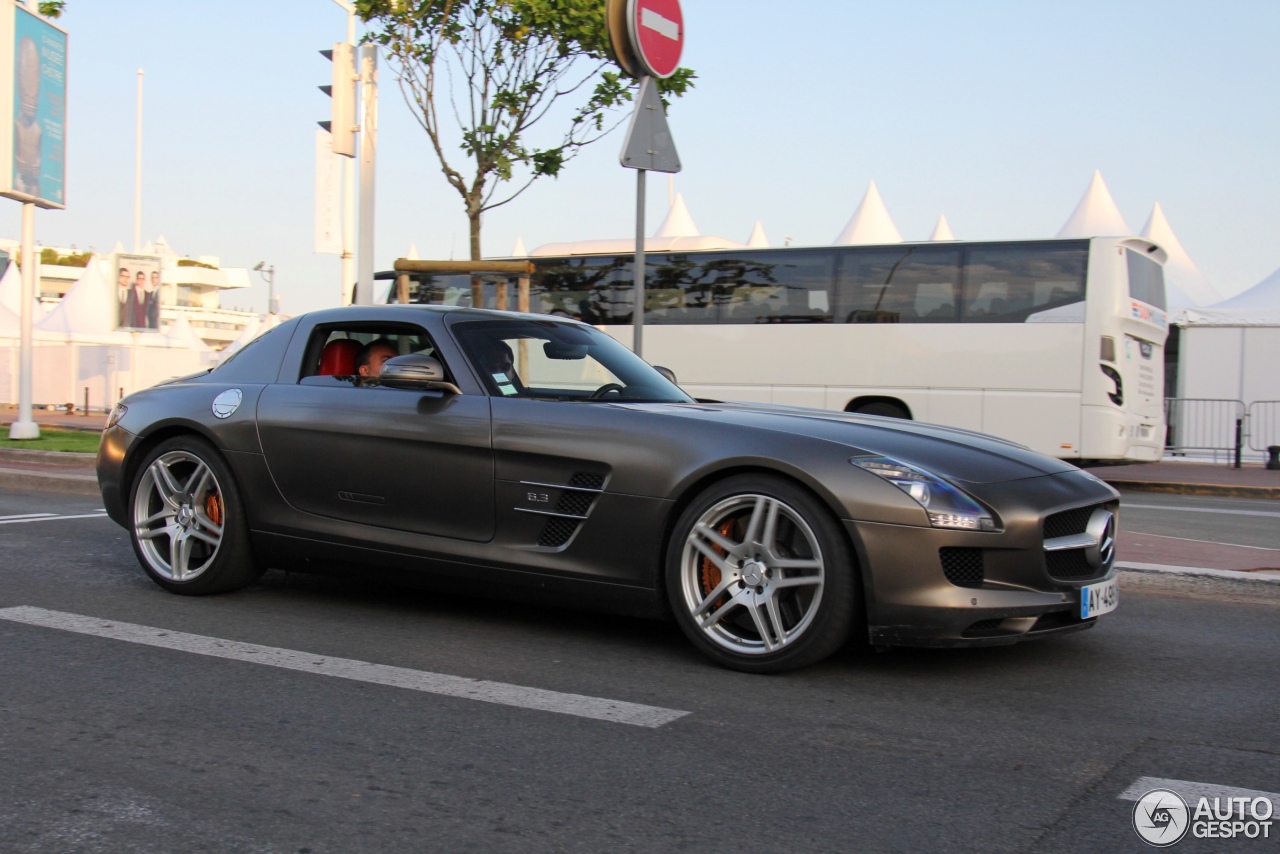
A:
205,492,224,528
700,519,735,605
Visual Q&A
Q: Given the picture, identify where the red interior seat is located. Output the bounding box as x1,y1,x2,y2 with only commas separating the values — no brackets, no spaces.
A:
318,339,361,375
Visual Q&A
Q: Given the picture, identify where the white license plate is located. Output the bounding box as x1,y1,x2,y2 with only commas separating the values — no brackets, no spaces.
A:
1080,579,1119,619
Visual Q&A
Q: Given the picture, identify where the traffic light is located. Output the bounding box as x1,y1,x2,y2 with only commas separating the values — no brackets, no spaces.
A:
319,42,357,157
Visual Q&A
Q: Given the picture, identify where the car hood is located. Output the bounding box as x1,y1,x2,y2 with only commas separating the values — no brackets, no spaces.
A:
634,400,1079,485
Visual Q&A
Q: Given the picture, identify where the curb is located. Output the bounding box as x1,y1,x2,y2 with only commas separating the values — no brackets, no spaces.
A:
1102,479,1280,501
1118,564,1280,604
0,448,97,468
0,466,100,497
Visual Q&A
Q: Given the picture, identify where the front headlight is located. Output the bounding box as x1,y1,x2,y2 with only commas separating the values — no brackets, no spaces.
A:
106,403,128,429
851,455,999,531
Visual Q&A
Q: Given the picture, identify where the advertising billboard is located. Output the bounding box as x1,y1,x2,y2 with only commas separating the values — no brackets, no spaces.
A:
115,254,162,330
0,1,67,209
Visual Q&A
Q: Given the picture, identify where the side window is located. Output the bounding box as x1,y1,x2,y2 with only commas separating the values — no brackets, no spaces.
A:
836,248,961,323
535,257,621,323
300,324,442,386
962,244,1088,322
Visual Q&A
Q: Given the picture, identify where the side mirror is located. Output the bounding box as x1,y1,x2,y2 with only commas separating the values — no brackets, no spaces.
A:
379,354,462,395
653,365,678,385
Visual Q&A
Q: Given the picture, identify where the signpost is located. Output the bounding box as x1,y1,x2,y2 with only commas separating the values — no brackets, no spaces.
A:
608,0,683,357
0,2,68,439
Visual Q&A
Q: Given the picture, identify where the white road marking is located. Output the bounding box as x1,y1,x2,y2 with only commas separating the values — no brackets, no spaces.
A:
0,510,108,526
1124,503,1280,519
0,512,58,520
1123,531,1280,552
640,7,680,41
0,606,690,729
1119,776,1280,814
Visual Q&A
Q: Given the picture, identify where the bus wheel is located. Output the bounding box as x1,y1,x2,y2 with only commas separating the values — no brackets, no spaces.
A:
850,401,909,419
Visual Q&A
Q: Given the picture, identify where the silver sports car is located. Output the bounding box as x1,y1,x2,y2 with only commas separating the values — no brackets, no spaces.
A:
97,305,1120,673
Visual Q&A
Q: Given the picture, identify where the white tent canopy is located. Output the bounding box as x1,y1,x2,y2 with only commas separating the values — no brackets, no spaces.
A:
1140,202,1220,311
745,221,769,248
161,312,212,351
833,181,903,245
928,215,956,241
0,261,36,319
654,192,700,238
36,255,128,339
1180,265,1280,326
1057,171,1130,238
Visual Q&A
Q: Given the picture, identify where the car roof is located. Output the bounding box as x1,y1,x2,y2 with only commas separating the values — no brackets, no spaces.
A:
300,304,590,326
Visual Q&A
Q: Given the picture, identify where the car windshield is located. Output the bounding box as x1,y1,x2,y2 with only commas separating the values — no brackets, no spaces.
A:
452,318,694,403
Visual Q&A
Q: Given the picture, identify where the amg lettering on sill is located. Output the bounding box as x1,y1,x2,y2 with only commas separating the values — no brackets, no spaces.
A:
1132,788,1275,846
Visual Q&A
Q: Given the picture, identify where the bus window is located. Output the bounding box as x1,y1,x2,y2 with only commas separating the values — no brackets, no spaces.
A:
836,247,961,324
1126,249,1165,310
962,243,1087,322
636,249,832,325
539,256,622,322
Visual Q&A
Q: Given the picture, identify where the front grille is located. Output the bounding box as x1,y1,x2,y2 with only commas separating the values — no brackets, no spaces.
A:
569,472,605,490
1043,505,1099,540
556,491,594,516
940,547,984,587
538,517,579,548
1046,549,1104,581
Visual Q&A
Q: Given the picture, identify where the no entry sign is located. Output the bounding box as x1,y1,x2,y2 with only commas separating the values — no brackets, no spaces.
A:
626,0,683,79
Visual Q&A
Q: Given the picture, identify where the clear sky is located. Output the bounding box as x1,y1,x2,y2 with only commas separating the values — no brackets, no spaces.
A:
4,0,1278,314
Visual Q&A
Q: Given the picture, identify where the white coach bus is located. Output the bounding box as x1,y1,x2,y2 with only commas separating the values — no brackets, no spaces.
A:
392,237,1170,462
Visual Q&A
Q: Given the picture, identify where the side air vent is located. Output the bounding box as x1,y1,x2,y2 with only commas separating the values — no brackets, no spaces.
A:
538,517,579,548
569,472,605,490
516,474,608,549
556,491,594,516
940,547,984,587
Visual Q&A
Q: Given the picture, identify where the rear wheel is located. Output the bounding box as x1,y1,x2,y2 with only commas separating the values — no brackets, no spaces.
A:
128,435,262,595
666,475,858,673
850,400,909,419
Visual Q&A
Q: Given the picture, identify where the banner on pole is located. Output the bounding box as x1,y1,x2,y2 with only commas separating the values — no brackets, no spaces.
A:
0,1,68,209
314,129,342,254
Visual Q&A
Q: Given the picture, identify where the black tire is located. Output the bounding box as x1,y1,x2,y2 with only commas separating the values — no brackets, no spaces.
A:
665,474,859,673
127,435,263,595
851,401,909,419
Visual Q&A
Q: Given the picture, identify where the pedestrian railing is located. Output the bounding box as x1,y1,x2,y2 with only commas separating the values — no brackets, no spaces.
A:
1164,398,1245,466
1246,400,1280,453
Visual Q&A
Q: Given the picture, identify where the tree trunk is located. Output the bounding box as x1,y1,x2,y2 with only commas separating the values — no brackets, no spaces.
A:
469,208,483,307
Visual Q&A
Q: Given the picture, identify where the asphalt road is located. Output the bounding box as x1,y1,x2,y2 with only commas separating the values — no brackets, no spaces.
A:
1,489,1277,853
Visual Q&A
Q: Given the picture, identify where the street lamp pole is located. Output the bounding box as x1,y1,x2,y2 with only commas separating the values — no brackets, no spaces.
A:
330,0,357,306
253,262,277,315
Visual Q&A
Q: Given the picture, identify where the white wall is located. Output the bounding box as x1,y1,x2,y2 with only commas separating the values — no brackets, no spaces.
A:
0,341,213,410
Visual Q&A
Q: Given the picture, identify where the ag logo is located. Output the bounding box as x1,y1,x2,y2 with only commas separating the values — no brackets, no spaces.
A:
1133,788,1190,847
211,389,243,419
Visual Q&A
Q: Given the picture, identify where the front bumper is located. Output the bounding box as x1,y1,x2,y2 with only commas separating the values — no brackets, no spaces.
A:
849,471,1119,648
96,424,139,527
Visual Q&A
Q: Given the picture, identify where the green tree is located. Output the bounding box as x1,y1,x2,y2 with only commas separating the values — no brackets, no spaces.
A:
37,2,65,18
357,0,693,260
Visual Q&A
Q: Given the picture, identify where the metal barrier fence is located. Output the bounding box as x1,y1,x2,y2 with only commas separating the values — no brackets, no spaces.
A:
1164,398,1245,466
1246,400,1280,453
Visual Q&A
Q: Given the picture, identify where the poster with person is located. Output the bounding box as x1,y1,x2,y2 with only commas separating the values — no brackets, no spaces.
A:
0,3,68,209
116,254,162,330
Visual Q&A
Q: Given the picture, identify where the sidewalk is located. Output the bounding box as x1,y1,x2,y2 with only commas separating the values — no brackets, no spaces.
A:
1084,460,1280,500
2,409,107,432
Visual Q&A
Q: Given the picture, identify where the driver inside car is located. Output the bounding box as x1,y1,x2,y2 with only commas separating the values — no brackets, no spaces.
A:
355,338,398,382
479,339,526,396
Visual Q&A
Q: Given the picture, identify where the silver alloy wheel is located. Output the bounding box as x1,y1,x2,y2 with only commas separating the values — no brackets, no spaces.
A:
132,450,225,582
679,494,826,655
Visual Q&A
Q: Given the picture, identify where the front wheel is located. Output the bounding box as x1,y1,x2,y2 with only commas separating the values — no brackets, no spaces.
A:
665,475,859,673
128,435,262,595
